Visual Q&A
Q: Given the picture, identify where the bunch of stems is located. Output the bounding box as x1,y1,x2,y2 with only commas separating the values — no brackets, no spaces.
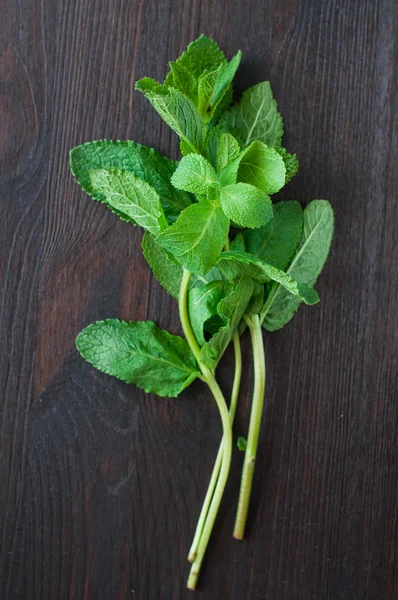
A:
179,270,267,590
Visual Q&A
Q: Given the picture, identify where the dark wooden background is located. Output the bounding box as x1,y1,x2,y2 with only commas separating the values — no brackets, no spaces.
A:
1,0,397,598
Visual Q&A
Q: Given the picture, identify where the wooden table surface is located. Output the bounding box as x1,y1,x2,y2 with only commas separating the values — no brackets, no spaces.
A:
1,1,397,598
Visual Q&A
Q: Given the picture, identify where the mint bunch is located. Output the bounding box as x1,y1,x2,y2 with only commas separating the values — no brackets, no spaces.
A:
70,35,334,591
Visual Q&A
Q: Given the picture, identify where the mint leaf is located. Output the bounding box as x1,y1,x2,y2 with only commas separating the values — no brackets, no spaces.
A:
221,82,284,147
76,320,200,397
275,147,299,183
188,281,227,345
166,61,198,103
216,133,241,171
237,436,247,451
246,282,264,315
142,232,183,300
89,168,168,235
217,141,286,192
216,251,319,305
135,79,205,153
171,154,217,196
200,276,254,368
197,51,241,119
235,201,303,270
164,35,225,83
262,200,334,331
142,233,226,300
204,125,227,167
70,140,192,224
156,201,229,275
237,141,286,194
208,86,234,128
220,183,273,228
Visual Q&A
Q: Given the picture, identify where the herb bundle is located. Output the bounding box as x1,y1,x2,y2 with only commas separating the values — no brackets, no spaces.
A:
70,35,334,590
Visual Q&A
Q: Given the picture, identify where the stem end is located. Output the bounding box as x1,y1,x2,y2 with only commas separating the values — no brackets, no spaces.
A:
187,568,199,591
233,529,244,540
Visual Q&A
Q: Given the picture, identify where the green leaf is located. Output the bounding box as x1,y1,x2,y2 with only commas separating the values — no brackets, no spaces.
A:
142,232,183,300
197,51,241,119
216,133,241,171
229,231,246,252
220,183,273,228
209,51,241,107
156,200,229,275
262,200,334,331
188,280,226,345
237,141,286,194
76,320,200,397
200,276,254,368
89,169,168,235
216,251,319,305
217,141,286,192
70,140,192,224
246,282,264,315
236,201,303,270
237,436,247,451
135,79,205,153
166,61,198,103
221,82,284,147
275,147,299,183
142,233,226,300
204,125,227,167
208,85,234,128
164,35,226,83
171,154,217,196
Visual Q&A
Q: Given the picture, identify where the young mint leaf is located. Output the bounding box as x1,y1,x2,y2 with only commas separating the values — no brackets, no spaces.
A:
237,436,247,451
220,183,273,228
171,154,217,196
89,169,168,235
216,251,319,305
188,281,227,346
197,51,241,119
235,201,303,270
229,232,246,252
70,140,192,224
216,133,241,171
237,141,286,194
142,232,183,300
221,82,284,147
135,79,205,153
156,201,229,275
76,320,200,397
208,51,241,108
164,35,226,84
262,200,334,331
208,86,234,128
166,61,198,104
200,276,254,368
275,147,299,183
217,141,285,192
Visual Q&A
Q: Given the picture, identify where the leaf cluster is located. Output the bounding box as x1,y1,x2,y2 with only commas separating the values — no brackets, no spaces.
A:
70,35,334,398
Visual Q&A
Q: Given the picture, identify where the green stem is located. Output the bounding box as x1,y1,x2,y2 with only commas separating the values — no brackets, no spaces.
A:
179,270,233,590
179,269,203,365
233,314,266,540
188,332,242,563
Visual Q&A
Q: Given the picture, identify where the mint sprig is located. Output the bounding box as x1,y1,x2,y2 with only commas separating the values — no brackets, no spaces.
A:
70,35,334,591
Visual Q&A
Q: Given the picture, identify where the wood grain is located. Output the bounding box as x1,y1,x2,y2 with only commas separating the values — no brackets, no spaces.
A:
1,0,397,598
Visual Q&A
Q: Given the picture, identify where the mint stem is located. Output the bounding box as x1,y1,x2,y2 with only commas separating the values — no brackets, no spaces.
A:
233,314,266,540
178,270,233,590
188,332,242,562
